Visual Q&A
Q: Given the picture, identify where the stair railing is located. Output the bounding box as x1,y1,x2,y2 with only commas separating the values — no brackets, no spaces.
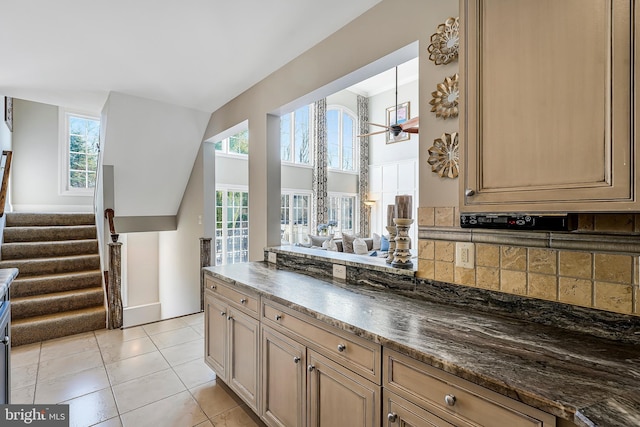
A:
0,151,12,217
104,208,123,329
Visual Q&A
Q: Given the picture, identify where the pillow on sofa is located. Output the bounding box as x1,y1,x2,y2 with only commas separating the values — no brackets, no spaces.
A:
308,234,330,247
380,234,390,251
342,233,356,253
372,233,381,250
353,238,369,255
325,237,338,251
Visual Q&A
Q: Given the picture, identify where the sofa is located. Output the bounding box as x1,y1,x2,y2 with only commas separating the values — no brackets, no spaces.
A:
300,234,384,256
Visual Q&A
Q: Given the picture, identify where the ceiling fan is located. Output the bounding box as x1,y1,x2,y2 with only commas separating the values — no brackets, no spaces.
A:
358,66,419,138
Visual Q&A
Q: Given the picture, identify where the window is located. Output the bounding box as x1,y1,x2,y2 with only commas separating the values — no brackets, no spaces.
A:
327,106,356,172
61,112,100,194
281,105,312,165
280,191,311,244
328,193,357,236
215,189,249,265
215,130,249,155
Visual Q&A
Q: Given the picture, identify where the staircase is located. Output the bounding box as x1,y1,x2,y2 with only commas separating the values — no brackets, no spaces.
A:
0,213,106,346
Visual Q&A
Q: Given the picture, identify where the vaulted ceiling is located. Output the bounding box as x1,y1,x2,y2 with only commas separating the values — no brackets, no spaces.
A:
0,0,381,114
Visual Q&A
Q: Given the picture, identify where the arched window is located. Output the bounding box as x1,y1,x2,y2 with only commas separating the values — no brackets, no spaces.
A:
326,106,357,172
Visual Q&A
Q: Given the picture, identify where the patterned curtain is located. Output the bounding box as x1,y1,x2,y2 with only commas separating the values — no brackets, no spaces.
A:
358,95,370,237
312,99,328,234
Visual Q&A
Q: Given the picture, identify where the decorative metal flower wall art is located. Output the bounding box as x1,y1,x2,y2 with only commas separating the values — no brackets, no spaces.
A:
427,17,460,65
430,74,459,119
428,132,459,179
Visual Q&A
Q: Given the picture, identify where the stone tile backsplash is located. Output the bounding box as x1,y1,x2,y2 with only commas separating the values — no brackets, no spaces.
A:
418,207,639,316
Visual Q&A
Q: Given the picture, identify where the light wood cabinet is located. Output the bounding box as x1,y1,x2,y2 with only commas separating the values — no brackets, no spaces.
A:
383,389,456,427
460,0,638,212
384,349,555,427
261,326,306,427
204,277,260,413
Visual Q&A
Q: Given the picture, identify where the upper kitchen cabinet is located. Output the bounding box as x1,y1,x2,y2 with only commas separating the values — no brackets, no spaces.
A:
459,0,637,212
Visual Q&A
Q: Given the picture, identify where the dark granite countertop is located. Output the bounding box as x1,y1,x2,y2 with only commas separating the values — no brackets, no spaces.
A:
0,268,18,300
204,262,640,427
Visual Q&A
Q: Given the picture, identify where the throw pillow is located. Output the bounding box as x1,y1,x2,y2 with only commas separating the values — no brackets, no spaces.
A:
308,234,330,247
342,233,356,253
327,237,338,251
353,237,368,255
380,234,389,251
372,233,381,250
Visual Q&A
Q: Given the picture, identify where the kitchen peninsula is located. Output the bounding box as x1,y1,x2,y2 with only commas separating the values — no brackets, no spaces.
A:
203,258,640,427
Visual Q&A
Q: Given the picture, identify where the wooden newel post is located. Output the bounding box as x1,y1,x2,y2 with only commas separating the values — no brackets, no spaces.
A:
108,242,123,329
200,238,212,311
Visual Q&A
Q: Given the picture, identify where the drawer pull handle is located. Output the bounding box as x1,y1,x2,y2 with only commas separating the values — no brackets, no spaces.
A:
275,314,282,321
220,311,226,317
387,412,398,423
1,336,8,346
210,285,216,290
240,298,247,304
227,316,232,320
307,365,315,372
465,188,475,197
293,357,300,364
444,394,456,407
337,344,346,352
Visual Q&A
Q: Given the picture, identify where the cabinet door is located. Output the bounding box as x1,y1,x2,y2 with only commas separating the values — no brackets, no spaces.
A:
307,350,380,427
460,0,635,212
228,307,260,413
261,326,306,427
204,293,228,381
384,389,458,427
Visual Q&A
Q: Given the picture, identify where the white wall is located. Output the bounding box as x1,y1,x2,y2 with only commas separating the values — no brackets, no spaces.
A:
12,99,93,212
101,92,210,218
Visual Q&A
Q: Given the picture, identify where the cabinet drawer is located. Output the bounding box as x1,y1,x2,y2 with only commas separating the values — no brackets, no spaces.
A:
384,349,555,427
263,300,381,384
205,276,259,317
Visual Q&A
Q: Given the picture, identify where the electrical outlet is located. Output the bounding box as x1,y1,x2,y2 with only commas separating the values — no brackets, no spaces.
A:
268,252,277,264
455,242,475,269
333,264,347,280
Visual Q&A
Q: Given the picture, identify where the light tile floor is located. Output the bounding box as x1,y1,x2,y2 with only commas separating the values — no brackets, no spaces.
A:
10,313,264,427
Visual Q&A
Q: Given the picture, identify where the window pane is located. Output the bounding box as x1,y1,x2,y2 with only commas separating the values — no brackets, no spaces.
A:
342,114,354,171
69,171,86,188
294,106,310,165
327,109,340,168
70,135,86,153
68,115,100,190
214,141,223,151
280,113,292,161
69,117,86,135
70,153,86,170
229,130,249,154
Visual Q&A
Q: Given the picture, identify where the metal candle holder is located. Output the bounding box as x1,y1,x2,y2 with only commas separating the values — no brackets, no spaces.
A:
385,225,397,264
392,218,414,269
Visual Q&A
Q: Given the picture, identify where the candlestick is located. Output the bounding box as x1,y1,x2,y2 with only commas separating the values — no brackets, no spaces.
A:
392,218,414,269
387,204,395,228
395,195,412,219
385,225,397,264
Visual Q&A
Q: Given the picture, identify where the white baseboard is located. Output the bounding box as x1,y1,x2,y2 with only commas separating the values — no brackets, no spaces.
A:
123,302,162,327
12,204,93,213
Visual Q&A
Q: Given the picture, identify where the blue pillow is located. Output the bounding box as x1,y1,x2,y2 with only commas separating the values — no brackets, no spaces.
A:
380,235,389,251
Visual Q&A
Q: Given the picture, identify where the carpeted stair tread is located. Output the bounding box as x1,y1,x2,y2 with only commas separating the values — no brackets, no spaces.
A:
11,270,103,298
12,287,104,320
6,212,95,227
11,306,106,347
1,239,98,260
3,225,97,243
0,254,100,276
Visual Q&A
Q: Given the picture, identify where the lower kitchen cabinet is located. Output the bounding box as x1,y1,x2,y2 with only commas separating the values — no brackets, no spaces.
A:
307,350,380,427
204,285,260,413
384,389,455,427
261,326,306,427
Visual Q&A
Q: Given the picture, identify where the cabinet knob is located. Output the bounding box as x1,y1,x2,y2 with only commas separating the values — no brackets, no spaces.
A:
444,394,456,406
240,298,247,304
387,412,398,423
307,365,315,372
275,314,282,321
293,357,300,364
1,336,8,346
465,188,475,197
337,344,346,352
210,285,216,290
220,311,226,317
227,316,232,320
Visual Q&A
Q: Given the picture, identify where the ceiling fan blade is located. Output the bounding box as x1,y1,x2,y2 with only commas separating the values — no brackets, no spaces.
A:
357,130,388,137
366,122,391,129
400,116,419,130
